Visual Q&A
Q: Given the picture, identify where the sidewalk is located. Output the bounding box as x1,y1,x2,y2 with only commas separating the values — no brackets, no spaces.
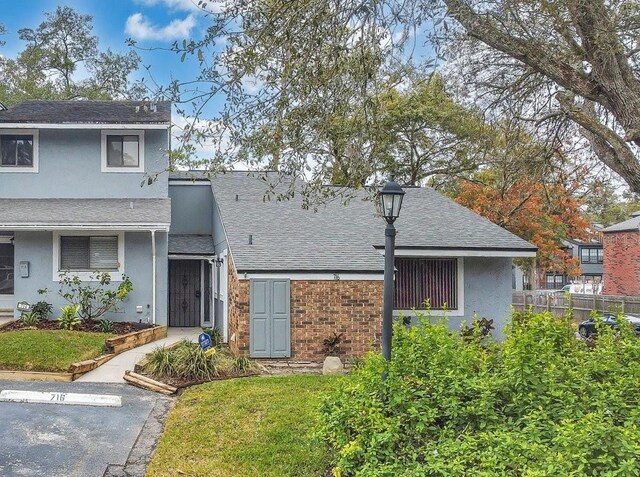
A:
76,327,201,384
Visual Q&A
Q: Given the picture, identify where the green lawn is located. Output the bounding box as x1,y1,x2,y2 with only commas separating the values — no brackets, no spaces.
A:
147,374,340,477
0,330,113,372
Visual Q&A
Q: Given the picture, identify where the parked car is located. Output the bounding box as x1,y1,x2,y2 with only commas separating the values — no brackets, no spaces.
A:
578,313,640,338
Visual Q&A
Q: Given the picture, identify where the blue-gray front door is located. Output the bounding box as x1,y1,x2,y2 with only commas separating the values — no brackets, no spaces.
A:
250,279,290,358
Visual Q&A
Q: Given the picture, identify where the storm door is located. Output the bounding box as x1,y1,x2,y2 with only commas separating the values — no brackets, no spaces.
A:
169,260,201,327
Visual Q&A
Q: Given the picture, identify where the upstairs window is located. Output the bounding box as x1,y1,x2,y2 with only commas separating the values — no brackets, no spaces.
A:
395,258,459,310
580,248,603,264
0,130,39,172
107,135,139,167
101,130,144,172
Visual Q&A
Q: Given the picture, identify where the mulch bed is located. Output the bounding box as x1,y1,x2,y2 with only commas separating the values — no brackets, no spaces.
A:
1,319,150,335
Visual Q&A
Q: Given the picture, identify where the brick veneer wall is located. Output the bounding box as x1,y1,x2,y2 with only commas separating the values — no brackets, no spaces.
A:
290,280,383,361
225,260,383,361
226,255,249,355
603,231,640,295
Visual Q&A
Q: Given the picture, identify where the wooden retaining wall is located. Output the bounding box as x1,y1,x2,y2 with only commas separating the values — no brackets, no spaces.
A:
0,325,168,382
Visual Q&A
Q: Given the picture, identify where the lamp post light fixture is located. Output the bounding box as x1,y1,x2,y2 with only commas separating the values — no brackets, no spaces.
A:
379,178,405,362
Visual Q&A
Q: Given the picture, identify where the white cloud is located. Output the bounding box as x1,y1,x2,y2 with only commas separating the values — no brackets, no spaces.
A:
134,0,224,13
125,13,197,41
135,0,200,11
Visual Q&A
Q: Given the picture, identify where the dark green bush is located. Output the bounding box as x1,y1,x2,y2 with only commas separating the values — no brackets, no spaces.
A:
319,310,640,476
32,301,53,319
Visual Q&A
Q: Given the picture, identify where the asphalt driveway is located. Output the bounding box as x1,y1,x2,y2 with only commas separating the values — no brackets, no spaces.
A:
0,380,171,477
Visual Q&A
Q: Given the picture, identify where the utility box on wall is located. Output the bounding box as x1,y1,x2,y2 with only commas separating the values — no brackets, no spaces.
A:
19,261,29,278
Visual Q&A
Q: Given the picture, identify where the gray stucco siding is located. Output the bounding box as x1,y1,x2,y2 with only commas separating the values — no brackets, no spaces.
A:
13,231,168,325
459,256,513,340
580,260,603,275
168,184,214,235
211,191,228,254
0,129,169,198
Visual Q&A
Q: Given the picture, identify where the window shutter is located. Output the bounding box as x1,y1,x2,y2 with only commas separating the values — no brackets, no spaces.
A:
60,236,119,271
394,258,458,310
89,237,119,270
60,237,90,270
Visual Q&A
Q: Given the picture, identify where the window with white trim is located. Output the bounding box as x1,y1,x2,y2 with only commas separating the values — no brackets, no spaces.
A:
101,130,144,172
0,129,39,172
53,232,124,281
60,236,119,271
394,258,458,310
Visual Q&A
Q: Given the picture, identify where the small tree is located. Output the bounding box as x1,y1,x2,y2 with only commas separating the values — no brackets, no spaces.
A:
58,271,133,321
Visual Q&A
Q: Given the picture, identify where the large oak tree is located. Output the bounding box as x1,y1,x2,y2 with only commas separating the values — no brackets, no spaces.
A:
163,0,640,194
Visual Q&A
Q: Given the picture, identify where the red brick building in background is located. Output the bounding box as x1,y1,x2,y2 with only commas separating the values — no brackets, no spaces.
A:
603,213,640,296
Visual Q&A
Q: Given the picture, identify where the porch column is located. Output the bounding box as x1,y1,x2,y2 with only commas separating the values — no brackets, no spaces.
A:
151,229,157,325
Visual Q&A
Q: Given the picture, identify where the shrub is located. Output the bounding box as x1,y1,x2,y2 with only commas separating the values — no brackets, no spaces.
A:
94,319,115,333
201,327,223,348
58,271,133,320
147,340,219,380
57,304,81,330
233,356,254,374
31,301,53,320
145,340,255,380
21,311,40,327
319,310,640,476
147,344,178,377
322,332,344,356
173,341,220,380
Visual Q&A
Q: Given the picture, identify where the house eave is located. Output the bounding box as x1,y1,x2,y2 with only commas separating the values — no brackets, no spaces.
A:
374,247,537,258
0,122,169,130
0,223,170,231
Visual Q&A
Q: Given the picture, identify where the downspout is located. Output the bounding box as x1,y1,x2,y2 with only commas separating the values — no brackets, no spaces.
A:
151,229,157,325
208,258,217,328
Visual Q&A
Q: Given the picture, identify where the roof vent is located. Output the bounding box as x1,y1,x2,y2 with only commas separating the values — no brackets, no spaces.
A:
248,234,253,245
632,211,640,217
129,201,134,209
150,102,157,113
235,194,239,202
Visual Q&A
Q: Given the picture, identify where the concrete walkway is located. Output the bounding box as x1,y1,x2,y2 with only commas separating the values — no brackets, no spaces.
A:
76,328,201,384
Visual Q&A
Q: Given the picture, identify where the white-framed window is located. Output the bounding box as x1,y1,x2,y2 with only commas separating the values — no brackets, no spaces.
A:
0,129,39,173
101,130,144,172
393,257,464,316
52,231,125,281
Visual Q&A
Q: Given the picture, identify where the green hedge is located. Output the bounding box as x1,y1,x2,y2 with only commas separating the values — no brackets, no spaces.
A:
319,311,640,476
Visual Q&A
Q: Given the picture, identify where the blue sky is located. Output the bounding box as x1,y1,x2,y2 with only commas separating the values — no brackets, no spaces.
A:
0,0,211,102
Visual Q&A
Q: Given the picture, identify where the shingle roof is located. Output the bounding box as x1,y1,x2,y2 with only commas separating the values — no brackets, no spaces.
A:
169,234,215,255
0,101,171,124
169,170,212,181
0,198,171,229
602,216,640,233
211,172,536,273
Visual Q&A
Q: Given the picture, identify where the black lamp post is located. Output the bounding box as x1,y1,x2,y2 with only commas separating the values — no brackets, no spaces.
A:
379,179,405,362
